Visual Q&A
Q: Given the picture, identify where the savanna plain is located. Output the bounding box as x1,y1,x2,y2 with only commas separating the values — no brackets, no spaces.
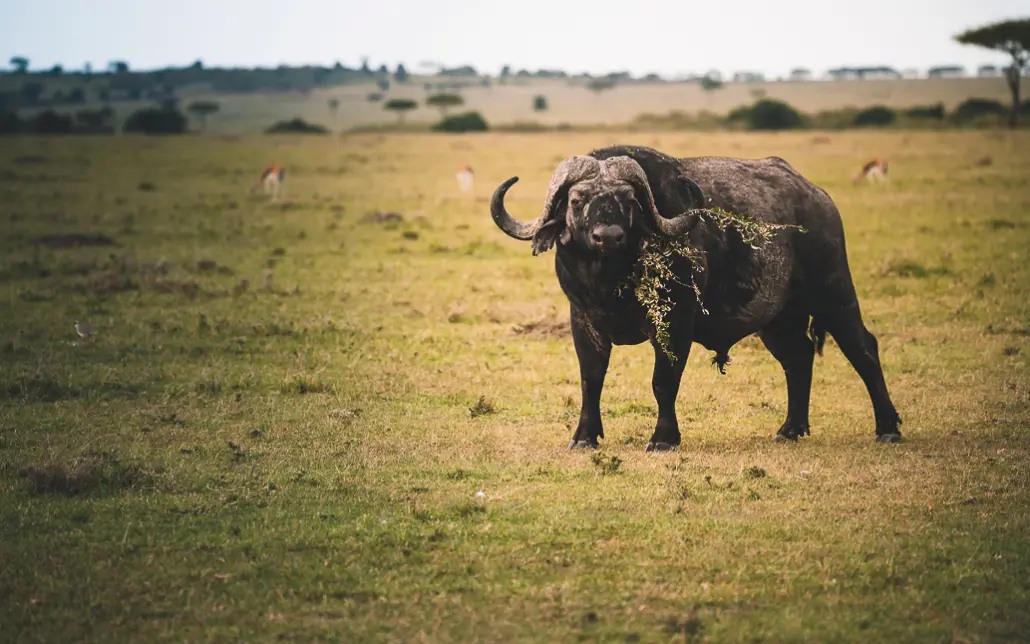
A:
1,129,1029,643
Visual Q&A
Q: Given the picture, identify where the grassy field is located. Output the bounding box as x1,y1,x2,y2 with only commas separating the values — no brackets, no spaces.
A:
1,129,1029,642
7,75,1019,133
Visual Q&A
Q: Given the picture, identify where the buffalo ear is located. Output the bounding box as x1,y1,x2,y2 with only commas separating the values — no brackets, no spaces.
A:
531,218,564,255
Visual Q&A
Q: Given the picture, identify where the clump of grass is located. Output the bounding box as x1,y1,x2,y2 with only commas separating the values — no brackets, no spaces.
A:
469,395,496,418
18,453,150,497
882,259,951,279
138,181,156,192
624,207,803,360
590,452,622,475
280,377,336,395
742,465,767,479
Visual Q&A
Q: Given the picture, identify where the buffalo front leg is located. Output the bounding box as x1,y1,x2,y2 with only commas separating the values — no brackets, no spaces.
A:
645,338,691,452
569,309,611,450
759,308,815,441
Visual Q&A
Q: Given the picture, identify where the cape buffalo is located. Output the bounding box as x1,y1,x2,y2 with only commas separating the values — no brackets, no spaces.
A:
489,145,902,451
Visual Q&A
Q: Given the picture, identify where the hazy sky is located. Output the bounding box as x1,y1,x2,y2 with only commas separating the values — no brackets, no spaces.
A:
2,0,1026,77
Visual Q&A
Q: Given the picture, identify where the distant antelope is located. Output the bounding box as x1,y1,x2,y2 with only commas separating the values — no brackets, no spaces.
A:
251,163,287,200
456,165,474,194
853,158,888,183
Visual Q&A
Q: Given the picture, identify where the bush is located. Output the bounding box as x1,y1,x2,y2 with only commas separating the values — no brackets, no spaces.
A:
265,118,328,134
738,99,804,130
33,110,74,134
0,110,24,134
533,95,548,112
123,107,187,134
853,105,896,127
432,111,489,133
904,103,945,120
952,98,1007,123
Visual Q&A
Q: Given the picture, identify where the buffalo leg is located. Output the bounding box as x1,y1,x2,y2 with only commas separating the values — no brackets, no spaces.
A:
569,309,611,449
645,339,691,452
823,304,903,442
759,308,815,441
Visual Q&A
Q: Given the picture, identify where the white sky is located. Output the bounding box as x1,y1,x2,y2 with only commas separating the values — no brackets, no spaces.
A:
2,0,1026,78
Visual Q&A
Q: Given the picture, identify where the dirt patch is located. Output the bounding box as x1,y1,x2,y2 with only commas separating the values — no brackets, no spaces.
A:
361,211,403,224
31,233,118,248
512,318,571,339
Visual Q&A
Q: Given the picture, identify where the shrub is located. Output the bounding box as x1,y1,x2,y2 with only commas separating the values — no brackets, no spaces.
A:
122,107,187,134
432,111,489,133
0,110,24,134
265,118,328,134
952,98,1007,123
904,103,945,120
854,105,896,127
739,99,804,130
533,95,548,111
33,110,74,134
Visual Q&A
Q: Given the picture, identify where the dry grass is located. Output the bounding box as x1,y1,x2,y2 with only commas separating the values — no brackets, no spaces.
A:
0,129,1028,642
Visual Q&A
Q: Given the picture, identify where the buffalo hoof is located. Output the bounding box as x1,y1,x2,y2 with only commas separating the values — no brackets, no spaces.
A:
875,433,903,444
568,440,599,450
774,425,810,442
772,434,798,443
644,441,677,453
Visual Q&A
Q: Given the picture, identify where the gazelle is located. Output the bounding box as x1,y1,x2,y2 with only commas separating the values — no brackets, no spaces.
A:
853,158,888,183
251,163,287,201
456,165,474,194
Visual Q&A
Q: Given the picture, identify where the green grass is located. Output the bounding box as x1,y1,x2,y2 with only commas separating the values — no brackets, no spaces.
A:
1,130,1029,642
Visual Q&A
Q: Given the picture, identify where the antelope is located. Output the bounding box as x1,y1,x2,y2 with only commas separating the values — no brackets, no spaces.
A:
853,158,888,183
456,165,474,194
251,163,287,201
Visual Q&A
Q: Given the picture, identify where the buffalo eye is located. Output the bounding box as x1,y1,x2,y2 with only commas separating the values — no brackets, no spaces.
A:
569,197,582,209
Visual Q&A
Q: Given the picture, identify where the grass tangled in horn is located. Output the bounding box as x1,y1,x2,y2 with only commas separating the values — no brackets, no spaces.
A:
624,207,806,361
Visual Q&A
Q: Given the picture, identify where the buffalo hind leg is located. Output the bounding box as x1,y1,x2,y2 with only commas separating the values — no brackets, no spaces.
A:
569,308,611,450
759,308,815,442
645,338,691,452
822,304,903,442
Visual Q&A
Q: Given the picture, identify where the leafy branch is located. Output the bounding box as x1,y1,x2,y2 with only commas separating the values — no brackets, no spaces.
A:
624,207,805,361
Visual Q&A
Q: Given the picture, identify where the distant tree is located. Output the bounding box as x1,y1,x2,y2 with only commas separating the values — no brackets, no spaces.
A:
187,100,220,131
48,65,63,76
394,64,409,82
360,57,372,75
432,111,488,133
377,78,390,91
328,97,340,121
744,99,803,130
20,82,44,105
425,92,464,116
955,18,1030,127
33,110,74,134
190,59,203,70
367,92,385,102
84,62,93,76
586,78,615,94
699,75,724,91
533,95,548,111
384,98,418,123
854,105,896,127
123,107,187,134
9,57,28,73
377,64,388,75
109,60,129,74
500,65,511,82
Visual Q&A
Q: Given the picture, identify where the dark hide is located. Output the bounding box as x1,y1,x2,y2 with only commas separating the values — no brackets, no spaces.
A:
491,145,902,450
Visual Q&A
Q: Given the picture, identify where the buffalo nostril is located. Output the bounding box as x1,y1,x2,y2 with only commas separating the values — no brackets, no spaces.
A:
612,230,625,244
591,232,604,244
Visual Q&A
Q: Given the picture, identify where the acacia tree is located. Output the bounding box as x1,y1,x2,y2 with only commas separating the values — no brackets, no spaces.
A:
9,57,28,73
327,97,340,121
425,92,463,116
384,98,418,123
955,18,1030,128
187,100,220,131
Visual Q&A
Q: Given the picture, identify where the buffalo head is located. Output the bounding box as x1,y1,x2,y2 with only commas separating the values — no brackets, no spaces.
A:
490,155,701,256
